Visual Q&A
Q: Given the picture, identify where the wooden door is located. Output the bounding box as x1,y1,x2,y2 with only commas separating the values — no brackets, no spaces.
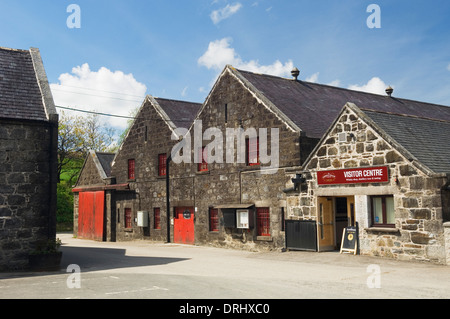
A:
317,197,334,251
174,207,195,245
78,191,105,241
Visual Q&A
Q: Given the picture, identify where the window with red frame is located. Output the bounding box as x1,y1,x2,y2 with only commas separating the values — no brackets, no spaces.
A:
158,154,167,176
257,207,270,236
125,208,132,229
209,208,219,232
198,146,208,172
247,137,260,166
154,208,161,230
128,159,135,180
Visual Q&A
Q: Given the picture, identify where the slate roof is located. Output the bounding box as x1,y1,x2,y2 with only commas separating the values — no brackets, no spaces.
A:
0,47,48,121
95,152,116,178
155,97,202,129
237,68,450,139
364,110,450,174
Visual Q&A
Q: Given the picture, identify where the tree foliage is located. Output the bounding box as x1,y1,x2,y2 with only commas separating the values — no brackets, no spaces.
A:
57,111,117,184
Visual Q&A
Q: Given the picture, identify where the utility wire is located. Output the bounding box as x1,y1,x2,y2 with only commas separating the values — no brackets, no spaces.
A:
56,105,136,119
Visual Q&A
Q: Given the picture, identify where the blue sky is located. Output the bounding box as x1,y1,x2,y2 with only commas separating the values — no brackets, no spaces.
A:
1,0,450,130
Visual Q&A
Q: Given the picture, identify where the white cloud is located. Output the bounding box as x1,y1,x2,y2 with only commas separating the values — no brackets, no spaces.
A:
211,3,242,24
447,63,450,71
327,79,341,87
50,63,147,130
306,72,319,83
348,77,389,95
198,37,294,77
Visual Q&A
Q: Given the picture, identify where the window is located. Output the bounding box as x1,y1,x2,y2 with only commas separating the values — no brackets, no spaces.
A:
225,104,228,123
128,159,135,180
158,153,167,176
125,208,132,229
247,137,260,166
198,146,208,172
209,208,219,232
371,195,395,227
154,208,161,230
257,207,270,236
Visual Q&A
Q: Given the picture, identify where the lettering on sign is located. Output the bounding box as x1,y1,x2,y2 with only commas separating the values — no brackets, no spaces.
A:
317,166,389,185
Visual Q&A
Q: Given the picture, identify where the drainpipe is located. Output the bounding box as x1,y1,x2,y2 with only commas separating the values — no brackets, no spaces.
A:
166,154,172,243
165,138,185,243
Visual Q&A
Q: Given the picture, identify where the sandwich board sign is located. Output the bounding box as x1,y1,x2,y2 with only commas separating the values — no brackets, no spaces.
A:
340,226,358,255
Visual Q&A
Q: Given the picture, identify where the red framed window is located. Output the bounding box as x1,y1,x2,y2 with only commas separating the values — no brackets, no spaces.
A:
158,154,167,176
128,159,135,180
209,208,219,232
198,147,208,172
125,208,132,229
154,208,161,230
247,137,260,166
257,207,270,236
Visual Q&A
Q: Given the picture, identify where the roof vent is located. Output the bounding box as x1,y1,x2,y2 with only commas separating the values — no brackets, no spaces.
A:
291,67,300,81
385,86,394,97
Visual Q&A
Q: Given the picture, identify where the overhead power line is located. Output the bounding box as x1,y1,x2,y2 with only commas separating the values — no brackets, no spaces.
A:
56,105,135,119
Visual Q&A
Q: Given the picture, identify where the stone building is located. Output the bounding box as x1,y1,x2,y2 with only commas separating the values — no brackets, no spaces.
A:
72,151,115,241
75,65,450,264
288,102,450,264
0,47,58,271
105,96,202,242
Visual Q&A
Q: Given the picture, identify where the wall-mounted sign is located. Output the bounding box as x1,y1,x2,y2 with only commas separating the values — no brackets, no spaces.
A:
317,166,388,186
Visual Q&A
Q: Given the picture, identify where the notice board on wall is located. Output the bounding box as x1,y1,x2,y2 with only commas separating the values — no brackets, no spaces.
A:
340,226,359,255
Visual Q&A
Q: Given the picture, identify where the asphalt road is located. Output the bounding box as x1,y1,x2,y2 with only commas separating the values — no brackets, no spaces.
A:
1,233,449,303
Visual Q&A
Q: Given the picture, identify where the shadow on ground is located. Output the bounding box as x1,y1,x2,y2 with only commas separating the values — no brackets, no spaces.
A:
60,245,189,272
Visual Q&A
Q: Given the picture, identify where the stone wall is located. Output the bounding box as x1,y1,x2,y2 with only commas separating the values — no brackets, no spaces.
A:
107,70,310,251
110,99,176,242
289,105,448,264
0,119,57,270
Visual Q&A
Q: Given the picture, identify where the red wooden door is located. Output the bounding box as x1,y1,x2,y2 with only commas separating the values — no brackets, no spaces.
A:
78,191,105,241
173,207,195,245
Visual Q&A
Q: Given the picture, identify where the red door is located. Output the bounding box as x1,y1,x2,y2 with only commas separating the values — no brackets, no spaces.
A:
78,191,105,241
173,207,195,245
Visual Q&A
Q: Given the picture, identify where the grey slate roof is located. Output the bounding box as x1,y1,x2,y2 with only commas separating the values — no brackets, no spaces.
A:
0,47,48,121
364,110,450,174
155,97,202,129
95,152,116,178
237,68,450,139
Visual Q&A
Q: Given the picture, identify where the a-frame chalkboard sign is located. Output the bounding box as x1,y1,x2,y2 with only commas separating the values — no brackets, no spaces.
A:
340,225,359,255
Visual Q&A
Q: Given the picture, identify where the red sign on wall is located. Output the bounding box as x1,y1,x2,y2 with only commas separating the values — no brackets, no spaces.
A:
317,166,389,185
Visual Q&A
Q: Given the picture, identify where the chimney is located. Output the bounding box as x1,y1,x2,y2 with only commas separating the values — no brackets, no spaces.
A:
291,67,300,81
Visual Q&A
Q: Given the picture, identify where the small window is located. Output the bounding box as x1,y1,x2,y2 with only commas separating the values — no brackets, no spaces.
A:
246,137,260,166
158,154,167,176
225,104,228,123
209,208,219,232
154,208,161,230
371,195,395,227
128,159,135,180
257,207,270,236
198,146,208,172
125,208,132,229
